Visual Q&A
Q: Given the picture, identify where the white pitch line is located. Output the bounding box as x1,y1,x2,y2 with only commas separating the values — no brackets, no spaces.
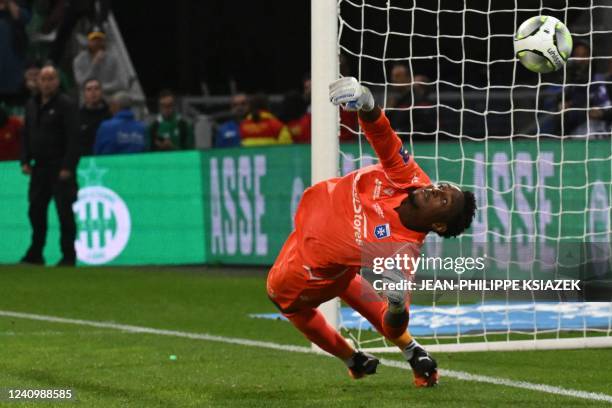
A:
1,310,611,404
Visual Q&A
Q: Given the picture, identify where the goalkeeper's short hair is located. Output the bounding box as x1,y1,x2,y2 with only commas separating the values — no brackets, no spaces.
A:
440,190,477,239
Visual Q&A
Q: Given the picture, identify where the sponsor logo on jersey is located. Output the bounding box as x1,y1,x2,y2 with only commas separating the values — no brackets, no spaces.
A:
352,173,366,246
374,223,391,239
411,174,420,184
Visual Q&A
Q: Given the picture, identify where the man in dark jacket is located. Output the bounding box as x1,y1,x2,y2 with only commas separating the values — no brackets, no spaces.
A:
20,65,81,266
80,78,111,155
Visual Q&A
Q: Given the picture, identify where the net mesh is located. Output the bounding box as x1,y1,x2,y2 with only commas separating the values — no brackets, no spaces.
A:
336,0,612,350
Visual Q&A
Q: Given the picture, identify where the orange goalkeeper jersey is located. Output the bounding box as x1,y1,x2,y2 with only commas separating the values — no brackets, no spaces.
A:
293,111,432,270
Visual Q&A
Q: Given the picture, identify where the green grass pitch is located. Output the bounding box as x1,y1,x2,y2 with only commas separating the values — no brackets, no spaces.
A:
0,265,610,407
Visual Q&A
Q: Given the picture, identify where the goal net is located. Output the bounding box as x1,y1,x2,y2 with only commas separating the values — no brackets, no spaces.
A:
325,0,612,352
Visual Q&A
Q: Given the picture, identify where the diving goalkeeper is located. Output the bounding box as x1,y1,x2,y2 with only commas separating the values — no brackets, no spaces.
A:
266,77,477,387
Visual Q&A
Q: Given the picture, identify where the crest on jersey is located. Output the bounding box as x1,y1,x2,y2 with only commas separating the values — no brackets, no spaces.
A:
374,223,391,239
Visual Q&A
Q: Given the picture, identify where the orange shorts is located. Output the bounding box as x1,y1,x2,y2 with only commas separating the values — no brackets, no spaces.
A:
266,232,359,313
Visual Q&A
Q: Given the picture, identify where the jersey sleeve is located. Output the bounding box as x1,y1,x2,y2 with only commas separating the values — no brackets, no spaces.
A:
359,111,423,188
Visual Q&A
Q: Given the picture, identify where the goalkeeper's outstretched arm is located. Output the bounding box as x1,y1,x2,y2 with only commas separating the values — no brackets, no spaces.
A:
329,77,415,187
330,78,477,240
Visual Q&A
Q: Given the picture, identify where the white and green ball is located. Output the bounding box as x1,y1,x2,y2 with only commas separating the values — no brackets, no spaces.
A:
514,15,573,73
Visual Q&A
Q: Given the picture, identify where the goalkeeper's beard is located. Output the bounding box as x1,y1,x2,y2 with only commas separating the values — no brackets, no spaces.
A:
407,188,419,209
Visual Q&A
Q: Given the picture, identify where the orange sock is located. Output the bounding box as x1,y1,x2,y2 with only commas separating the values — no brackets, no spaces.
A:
285,308,354,360
339,273,415,350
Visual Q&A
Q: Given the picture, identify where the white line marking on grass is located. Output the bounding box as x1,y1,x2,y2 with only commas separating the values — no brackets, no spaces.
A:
1,310,611,404
0,330,116,337
380,359,612,403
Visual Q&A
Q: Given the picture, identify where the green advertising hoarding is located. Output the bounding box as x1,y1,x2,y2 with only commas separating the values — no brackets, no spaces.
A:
204,146,310,265
0,139,609,267
0,152,206,265
204,139,611,265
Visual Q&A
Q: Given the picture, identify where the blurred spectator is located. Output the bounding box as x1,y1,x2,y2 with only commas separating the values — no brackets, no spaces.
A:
600,59,612,99
150,89,194,151
0,60,39,116
0,0,31,99
21,61,41,99
73,26,126,99
386,64,436,139
590,58,612,133
387,63,412,107
20,65,80,266
239,94,292,146
538,42,611,137
564,43,610,137
301,75,358,142
215,93,248,148
49,0,110,64
279,91,310,143
94,91,145,155
0,103,23,161
79,78,110,155
37,0,65,38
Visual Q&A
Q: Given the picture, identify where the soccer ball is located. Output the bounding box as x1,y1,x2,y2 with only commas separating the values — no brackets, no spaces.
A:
514,15,573,73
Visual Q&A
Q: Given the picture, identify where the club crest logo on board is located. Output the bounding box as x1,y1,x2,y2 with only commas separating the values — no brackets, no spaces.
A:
73,159,131,265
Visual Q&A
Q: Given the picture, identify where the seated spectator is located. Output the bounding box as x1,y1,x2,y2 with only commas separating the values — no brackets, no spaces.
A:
386,63,412,107
589,58,612,136
0,0,31,100
37,0,65,40
150,89,194,151
599,59,612,99
239,94,292,146
538,42,611,137
80,78,111,155
386,64,436,139
0,103,23,161
215,93,248,148
279,91,310,143
94,91,146,155
21,61,41,99
73,26,127,99
300,75,357,143
49,0,110,64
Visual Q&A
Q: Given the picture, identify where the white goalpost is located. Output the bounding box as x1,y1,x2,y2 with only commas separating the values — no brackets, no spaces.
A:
312,0,612,353
311,0,341,347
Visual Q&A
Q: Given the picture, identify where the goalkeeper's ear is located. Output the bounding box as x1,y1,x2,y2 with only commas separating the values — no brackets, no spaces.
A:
439,191,477,239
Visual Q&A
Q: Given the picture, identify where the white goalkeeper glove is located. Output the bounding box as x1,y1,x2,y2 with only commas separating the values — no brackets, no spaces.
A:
329,77,375,112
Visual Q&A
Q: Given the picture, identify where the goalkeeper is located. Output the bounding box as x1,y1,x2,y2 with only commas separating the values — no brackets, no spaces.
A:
266,77,477,387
